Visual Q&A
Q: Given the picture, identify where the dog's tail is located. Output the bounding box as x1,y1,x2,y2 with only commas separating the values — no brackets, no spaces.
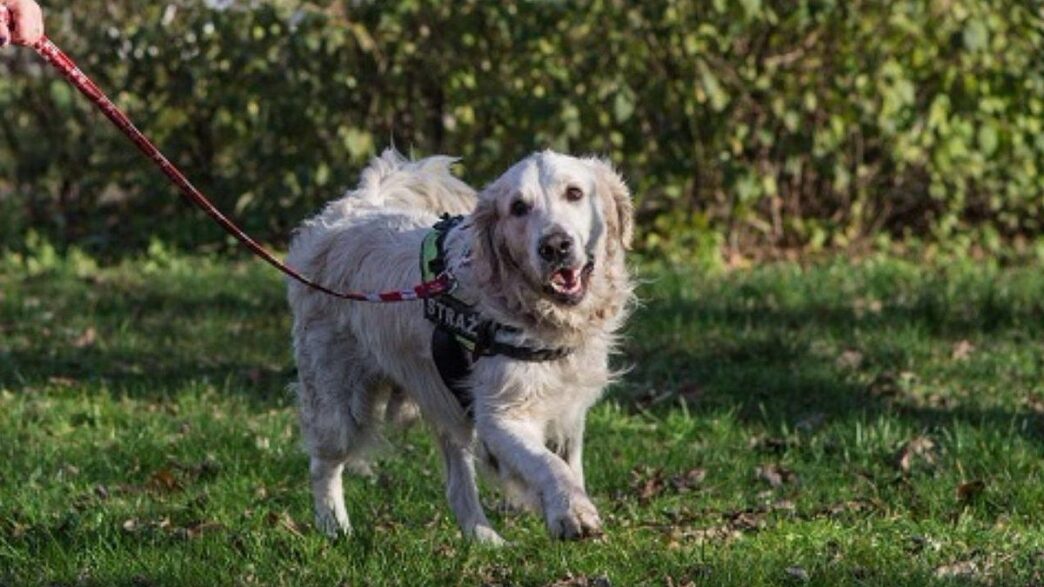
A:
348,148,476,215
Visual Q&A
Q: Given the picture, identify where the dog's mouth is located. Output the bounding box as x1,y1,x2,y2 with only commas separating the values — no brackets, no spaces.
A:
543,261,595,305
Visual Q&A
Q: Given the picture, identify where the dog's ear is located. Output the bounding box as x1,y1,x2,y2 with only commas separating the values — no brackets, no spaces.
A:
469,190,502,285
587,158,634,251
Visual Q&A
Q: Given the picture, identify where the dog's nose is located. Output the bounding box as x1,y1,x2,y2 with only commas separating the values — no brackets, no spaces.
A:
538,232,574,263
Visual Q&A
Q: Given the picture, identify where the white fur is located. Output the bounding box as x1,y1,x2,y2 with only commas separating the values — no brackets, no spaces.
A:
287,148,634,543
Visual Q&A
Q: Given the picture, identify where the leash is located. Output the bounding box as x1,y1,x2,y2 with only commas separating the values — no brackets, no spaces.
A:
2,10,455,303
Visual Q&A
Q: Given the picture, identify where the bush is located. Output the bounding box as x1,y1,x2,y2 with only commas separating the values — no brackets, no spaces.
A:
0,0,1040,259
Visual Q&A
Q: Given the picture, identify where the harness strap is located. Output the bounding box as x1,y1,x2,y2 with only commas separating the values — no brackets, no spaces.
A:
420,215,573,413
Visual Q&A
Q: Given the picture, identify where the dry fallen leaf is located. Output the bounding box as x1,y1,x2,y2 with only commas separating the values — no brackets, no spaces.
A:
547,574,611,587
1025,393,1044,415
906,534,943,554
177,521,224,540
266,511,305,538
821,499,876,518
934,560,979,580
73,327,97,349
9,521,29,539
687,525,743,545
749,435,790,454
852,297,883,318
630,466,665,504
836,349,864,370
756,464,799,488
785,566,810,582
147,468,181,493
728,509,768,532
47,376,77,388
951,339,975,360
669,468,707,492
955,479,986,503
676,383,704,404
795,412,826,434
894,436,938,474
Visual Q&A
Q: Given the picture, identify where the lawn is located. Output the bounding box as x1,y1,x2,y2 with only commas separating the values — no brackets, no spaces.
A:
1,244,1042,586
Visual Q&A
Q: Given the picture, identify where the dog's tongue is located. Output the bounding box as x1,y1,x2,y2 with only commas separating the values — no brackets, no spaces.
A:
552,268,582,294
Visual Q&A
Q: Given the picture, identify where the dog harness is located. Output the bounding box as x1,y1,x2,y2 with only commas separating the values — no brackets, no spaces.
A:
420,215,573,413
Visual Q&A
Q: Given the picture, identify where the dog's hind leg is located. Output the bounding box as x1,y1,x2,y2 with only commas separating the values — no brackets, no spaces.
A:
437,433,505,546
295,333,380,538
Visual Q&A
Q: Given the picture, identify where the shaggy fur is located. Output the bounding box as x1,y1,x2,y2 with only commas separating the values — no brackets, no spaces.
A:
287,148,634,543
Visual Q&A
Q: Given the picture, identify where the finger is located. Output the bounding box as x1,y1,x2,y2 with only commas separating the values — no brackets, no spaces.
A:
8,0,44,46
0,6,10,48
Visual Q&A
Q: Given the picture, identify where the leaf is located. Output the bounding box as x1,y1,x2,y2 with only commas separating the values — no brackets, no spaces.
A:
73,327,97,349
795,412,826,434
978,123,999,156
867,371,904,398
176,520,225,540
613,88,635,123
962,20,988,52
147,468,181,493
1025,393,1044,415
836,349,864,370
756,464,799,488
951,339,975,360
686,525,743,545
548,574,612,587
669,468,707,492
266,511,305,538
956,479,986,503
630,466,666,504
749,436,790,454
907,534,942,554
851,297,883,318
934,560,979,580
894,436,938,474
676,383,704,404
785,566,810,583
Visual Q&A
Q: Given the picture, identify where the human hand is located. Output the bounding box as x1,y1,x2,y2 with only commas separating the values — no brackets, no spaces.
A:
0,0,45,48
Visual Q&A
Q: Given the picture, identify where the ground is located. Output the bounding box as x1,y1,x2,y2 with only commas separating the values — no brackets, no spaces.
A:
1,244,1042,586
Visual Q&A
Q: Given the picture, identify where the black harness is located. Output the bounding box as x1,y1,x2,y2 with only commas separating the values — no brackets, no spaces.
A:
421,215,573,412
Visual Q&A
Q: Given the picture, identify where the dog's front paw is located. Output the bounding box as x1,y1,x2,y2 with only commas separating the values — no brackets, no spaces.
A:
544,491,603,540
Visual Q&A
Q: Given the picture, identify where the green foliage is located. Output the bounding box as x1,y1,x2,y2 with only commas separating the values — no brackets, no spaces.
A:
1,251,1043,584
0,0,1041,257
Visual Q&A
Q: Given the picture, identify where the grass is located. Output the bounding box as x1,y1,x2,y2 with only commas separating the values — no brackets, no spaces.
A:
1,244,1042,586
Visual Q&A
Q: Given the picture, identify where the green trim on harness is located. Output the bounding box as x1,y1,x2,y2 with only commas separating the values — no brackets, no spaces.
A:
420,228,440,282
420,217,479,353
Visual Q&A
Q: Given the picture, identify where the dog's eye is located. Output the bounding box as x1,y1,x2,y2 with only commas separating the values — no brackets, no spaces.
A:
565,186,584,202
510,199,531,217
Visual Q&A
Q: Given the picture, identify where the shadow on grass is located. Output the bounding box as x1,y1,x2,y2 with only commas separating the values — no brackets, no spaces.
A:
3,261,1041,433
0,274,293,406
619,289,1044,445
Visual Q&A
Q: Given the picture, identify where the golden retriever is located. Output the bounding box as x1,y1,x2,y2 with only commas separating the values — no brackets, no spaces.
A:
287,149,633,543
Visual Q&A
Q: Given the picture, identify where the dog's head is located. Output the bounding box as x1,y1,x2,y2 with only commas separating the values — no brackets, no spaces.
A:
471,151,633,325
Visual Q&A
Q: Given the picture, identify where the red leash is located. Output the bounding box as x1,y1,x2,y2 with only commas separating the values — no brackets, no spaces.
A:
3,13,454,302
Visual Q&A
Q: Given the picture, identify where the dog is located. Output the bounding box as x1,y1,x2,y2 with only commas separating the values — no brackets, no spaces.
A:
286,148,633,543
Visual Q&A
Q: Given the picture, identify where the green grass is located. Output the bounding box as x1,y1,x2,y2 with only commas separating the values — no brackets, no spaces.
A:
1,245,1042,586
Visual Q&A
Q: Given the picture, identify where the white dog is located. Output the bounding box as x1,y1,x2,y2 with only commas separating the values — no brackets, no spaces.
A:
286,148,633,543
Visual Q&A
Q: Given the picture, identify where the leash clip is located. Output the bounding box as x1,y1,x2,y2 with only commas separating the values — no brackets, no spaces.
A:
435,270,459,296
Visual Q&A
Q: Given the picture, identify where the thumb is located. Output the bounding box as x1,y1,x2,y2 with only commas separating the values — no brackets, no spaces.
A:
0,6,10,48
